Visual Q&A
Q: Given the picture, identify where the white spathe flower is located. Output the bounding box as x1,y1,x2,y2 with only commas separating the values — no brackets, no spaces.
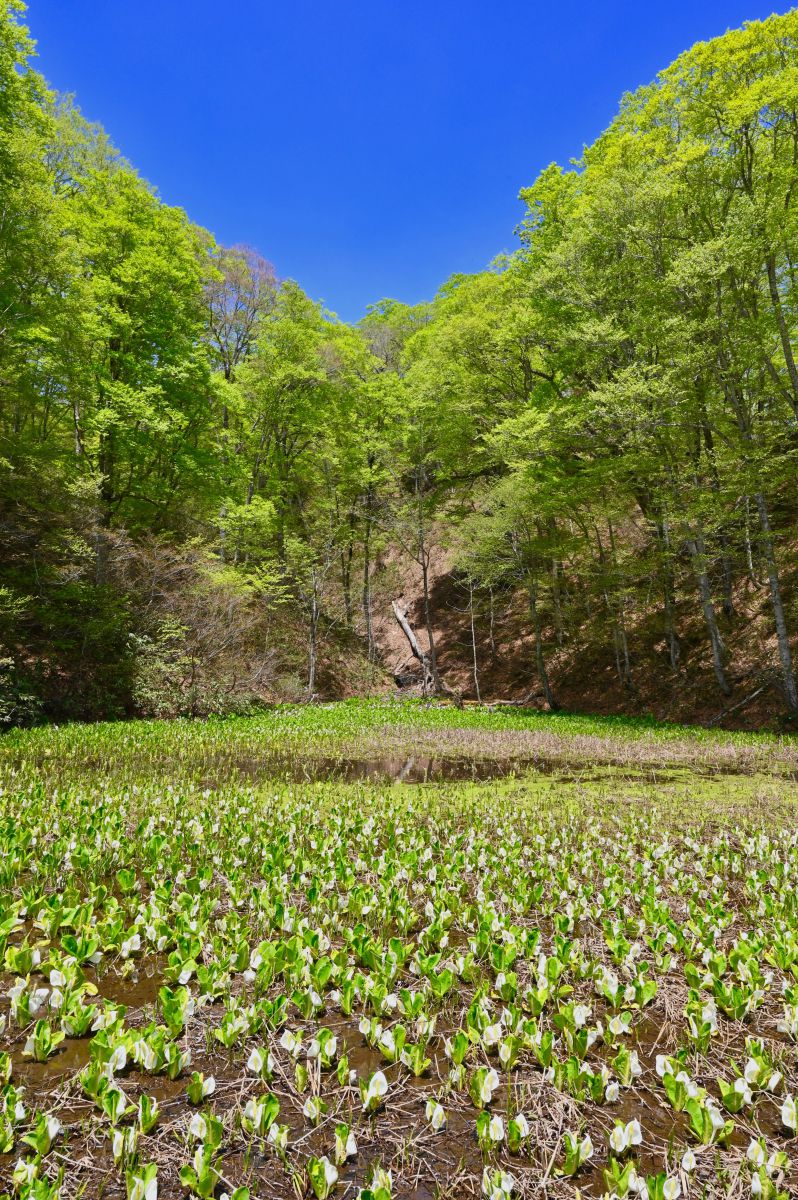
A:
319,1157,338,1189
108,1044,127,1074
511,1113,529,1138
129,1171,157,1200
573,1004,590,1027
662,1180,681,1200
247,1047,267,1074
188,1112,207,1141
781,1094,797,1131
362,1070,388,1110
479,1068,500,1104
280,1029,302,1057
488,1114,504,1142
605,1081,620,1103
609,1119,643,1154
681,1148,697,1172
426,1100,446,1131
267,1121,288,1150
744,1058,761,1084
747,1140,766,1168
656,1054,675,1078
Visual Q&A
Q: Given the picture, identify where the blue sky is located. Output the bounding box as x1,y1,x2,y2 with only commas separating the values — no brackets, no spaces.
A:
28,1,789,321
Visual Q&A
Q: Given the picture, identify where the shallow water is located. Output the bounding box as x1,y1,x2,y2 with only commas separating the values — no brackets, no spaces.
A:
205,752,723,787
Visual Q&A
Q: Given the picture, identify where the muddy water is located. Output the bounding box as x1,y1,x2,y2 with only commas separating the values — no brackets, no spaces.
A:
205,753,728,787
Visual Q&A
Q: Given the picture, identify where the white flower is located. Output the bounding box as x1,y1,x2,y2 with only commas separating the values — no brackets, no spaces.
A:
280,1029,302,1057
488,1114,504,1142
109,1044,127,1074
247,1047,266,1074
129,1171,157,1200
267,1121,288,1150
605,1081,620,1102
480,1068,500,1104
609,1119,642,1154
681,1148,697,1172
319,1157,338,1190
747,1140,766,1168
426,1100,446,1131
573,1004,590,1027
188,1112,207,1141
483,1022,502,1048
511,1113,529,1138
662,1180,681,1200
362,1070,388,1110
656,1054,674,1078
780,1095,796,1131
744,1058,761,1084
135,1040,158,1072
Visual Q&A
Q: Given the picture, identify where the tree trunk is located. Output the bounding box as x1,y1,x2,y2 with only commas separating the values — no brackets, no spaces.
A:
307,584,319,697
362,511,375,661
686,532,732,696
420,556,444,693
657,515,681,671
392,600,435,693
468,580,481,703
528,579,558,710
754,491,798,712
766,254,798,420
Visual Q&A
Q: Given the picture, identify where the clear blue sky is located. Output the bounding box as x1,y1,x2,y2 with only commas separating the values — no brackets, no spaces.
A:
28,1,789,321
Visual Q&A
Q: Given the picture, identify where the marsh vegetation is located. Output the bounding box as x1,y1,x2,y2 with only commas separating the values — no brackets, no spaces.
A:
0,703,797,1198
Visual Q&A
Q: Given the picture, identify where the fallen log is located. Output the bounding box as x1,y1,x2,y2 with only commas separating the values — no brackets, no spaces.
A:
390,600,462,704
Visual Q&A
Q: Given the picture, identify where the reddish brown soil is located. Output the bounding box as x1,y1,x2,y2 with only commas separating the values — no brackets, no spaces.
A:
366,545,798,732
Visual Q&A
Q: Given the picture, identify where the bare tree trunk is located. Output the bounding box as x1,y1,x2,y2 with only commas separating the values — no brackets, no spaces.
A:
362,512,375,661
658,515,681,671
607,519,632,688
340,541,353,628
468,580,481,703
743,497,763,586
307,585,319,698
392,600,434,693
420,555,443,693
687,532,732,696
528,579,558,710
754,491,798,712
718,533,735,618
766,254,798,420
547,517,565,647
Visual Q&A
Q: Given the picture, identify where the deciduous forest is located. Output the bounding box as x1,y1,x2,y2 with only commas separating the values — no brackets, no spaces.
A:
3,2,798,726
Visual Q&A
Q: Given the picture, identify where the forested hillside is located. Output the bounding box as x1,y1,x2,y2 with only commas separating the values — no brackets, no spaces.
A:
3,1,798,726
